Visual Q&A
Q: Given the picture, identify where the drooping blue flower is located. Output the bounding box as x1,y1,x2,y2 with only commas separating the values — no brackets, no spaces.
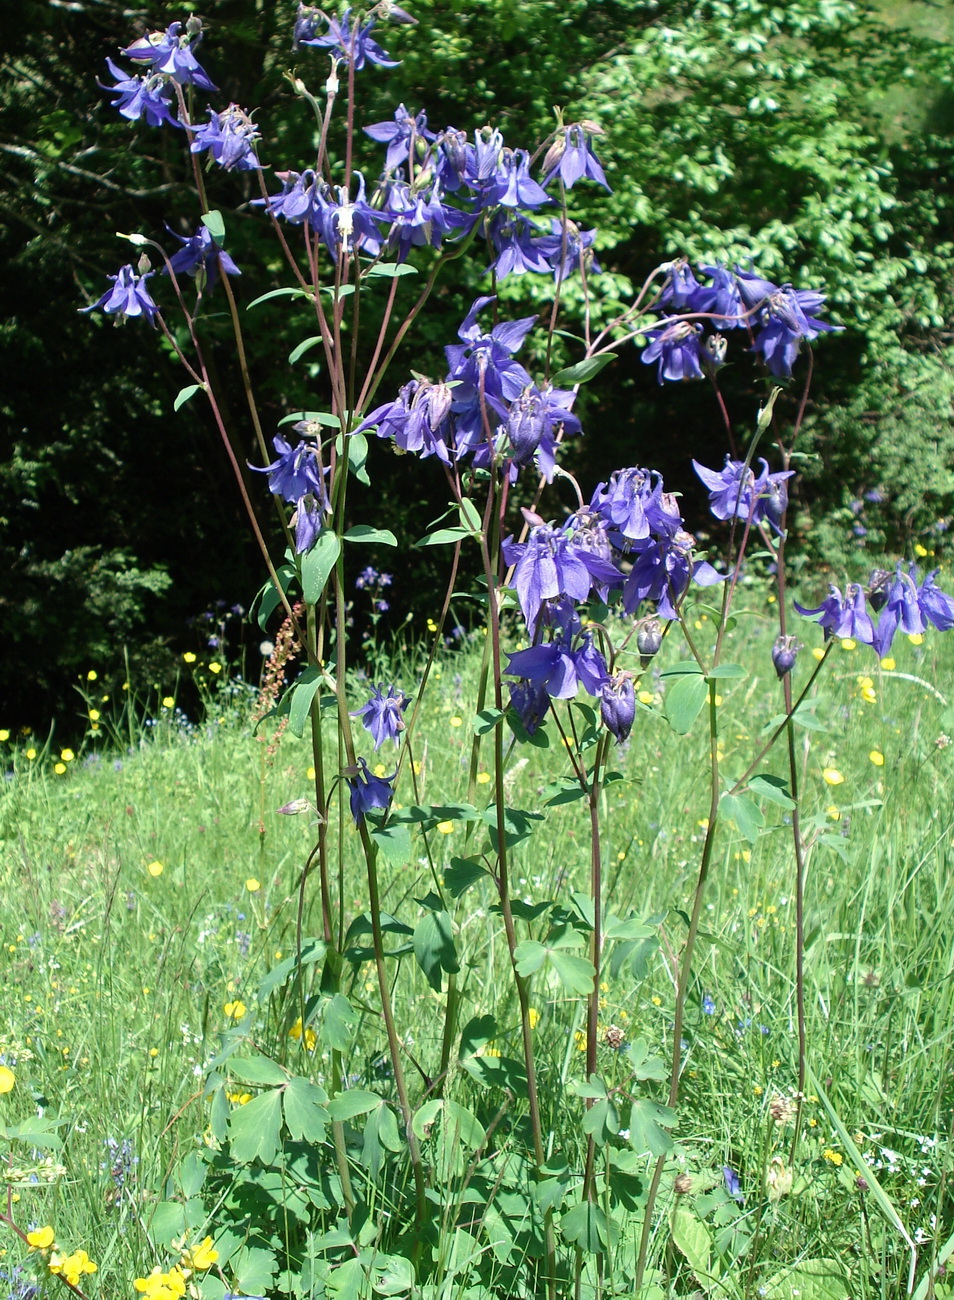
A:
486,212,551,279
622,532,724,620
503,523,623,635
364,104,435,172
445,297,536,449
503,384,582,480
250,436,326,504
504,641,579,700
575,633,610,696
590,467,669,543
918,569,954,631
382,181,457,261
735,271,840,377
347,758,395,824
508,679,550,736
292,494,325,554
165,224,240,290
256,168,324,225
357,378,455,463
312,173,388,259
80,264,159,324
542,124,611,191
431,127,471,192
641,322,705,384
121,19,218,91
656,259,717,314
723,1167,744,1202
600,674,635,743
298,7,399,69
191,106,261,171
772,635,799,678
101,59,182,128
693,457,794,530
487,148,551,210
871,564,924,657
794,584,874,644
351,685,409,749
535,219,601,281
699,263,745,329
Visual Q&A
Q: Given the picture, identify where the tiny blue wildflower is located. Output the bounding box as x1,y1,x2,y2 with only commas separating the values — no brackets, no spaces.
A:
81,263,159,324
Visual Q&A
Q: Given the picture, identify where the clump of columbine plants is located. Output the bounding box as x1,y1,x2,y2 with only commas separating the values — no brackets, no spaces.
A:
6,5,951,1299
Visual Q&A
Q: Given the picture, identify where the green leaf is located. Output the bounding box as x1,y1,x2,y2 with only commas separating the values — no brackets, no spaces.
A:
345,430,370,485
763,1259,850,1299
671,1206,718,1294
289,335,323,364
459,497,483,532
301,531,341,604
282,1077,329,1143
627,1037,668,1082
200,209,225,241
327,1089,382,1122
320,993,356,1052
250,564,297,632
459,1014,498,1059
370,822,411,866
173,383,204,412
278,409,341,428
444,855,488,898
413,907,459,992
365,261,418,278
229,1055,287,1086
560,1201,610,1253
513,940,547,977
246,286,312,310
720,792,765,845
361,1100,403,1179
415,526,470,547
412,1098,485,1150
342,525,397,546
325,1259,363,1300
664,672,709,735
256,938,325,999
707,662,746,680
483,803,544,851
227,1088,283,1164
288,665,322,739
232,1246,278,1298
550,353,616,386
748,773,796,809
548,949,596,995
628,1097,676,1156
473,707,504,735
544,778,587,807
581,1093,619,1147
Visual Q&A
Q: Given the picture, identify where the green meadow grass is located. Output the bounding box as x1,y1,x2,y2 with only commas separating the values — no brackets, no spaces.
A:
2,595,954,1298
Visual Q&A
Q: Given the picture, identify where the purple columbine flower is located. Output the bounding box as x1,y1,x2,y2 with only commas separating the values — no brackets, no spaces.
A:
502,523,623,635
364,104,434,172
486,212,551,279
351,685,409,749
250,436,326,504
191,105,261,171
723,1167,744,1202
165,224,240,290
542,123,611,191
504,384,582,480
656,259,717,314
292,495,325,554
693,457,794,530
772,635,799,678
256,168,324,225
382,182,459,262
357,377,455,463
121,19,218,91
918,569,954,631
445,296,536,449
508,679,550,736
505,640,579,700
622,532,724,620
575,633,610,696
101,59,182,128
313,173,387,259
699,263,745,328
794,583,875,644
431,127,471,192
486,148,550,210
736,270,840,377
871,563,924,658
600,674,635,744
535,219,601,281
80,264,159,324
298,7,399,69
347,758,395,825
641,322,705,384
590,467,667,543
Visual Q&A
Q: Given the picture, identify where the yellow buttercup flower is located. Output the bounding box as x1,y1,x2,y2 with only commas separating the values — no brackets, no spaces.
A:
449,716,463,727
245,878,261,893
822,767,845,786
840,638,857,651
869,750,885,767
822,1148,843,1166
54,763,67,776
181,1236,219,1271
908,632,924,646
436,820,454,834
60,748,75,762
880,657,896,671
476,771,491,784
26,1226,54,1250
0,730,8,742
208,661,223,674
528,1008,540,1029
49,1248,97,1286
162,696,175,709
638,690,655,705
0,1065,15,1094
147,860,164,878
289,1017,317,1051
224,1000,247,1020
183,652,197,663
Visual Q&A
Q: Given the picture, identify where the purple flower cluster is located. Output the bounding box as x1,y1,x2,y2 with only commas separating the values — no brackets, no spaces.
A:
640,259,840,381
501,466,727,738
795,564,954,658
357,296,583,481
249,432,329,553
259,106,606,276
693,456,793,532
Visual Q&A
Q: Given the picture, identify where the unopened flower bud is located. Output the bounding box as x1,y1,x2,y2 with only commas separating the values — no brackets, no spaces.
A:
673,1173,692,1195
137,252,153,276
771,635,799,679
185,15,204,37
541,133,566,180
855,1174,869,1193
380,2,418,24
603,1024,625,1049
703,333,728,370
636,618,663,666
278,798,311,816
867,568,891,612
600,674,635,744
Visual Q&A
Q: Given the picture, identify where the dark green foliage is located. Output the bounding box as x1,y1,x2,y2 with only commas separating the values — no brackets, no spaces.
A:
2,0,954,732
